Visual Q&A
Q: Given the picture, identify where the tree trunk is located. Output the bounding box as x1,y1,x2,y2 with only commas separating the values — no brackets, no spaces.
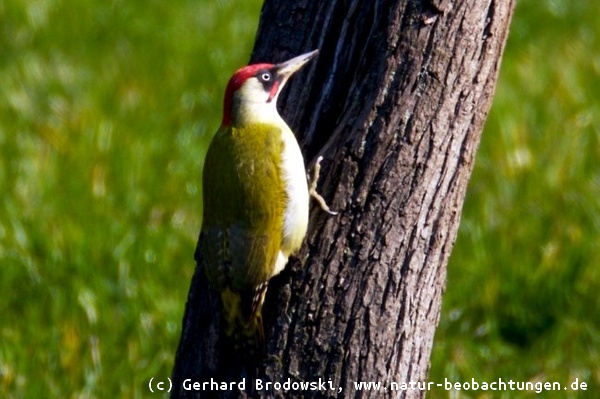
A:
171,1,515,398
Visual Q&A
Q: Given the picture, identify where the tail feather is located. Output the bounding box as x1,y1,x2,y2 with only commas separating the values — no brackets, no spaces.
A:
220,286,268,356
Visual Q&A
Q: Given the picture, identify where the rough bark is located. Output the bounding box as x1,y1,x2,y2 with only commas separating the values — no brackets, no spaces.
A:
172,1,515,398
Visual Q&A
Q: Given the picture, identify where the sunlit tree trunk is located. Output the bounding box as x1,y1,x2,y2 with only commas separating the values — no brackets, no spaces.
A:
172,1,515,398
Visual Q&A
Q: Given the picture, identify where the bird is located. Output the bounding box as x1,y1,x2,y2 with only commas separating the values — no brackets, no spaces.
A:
197,50,319,351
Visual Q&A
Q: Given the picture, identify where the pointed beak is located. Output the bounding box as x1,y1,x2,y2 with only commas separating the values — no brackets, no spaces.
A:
266,50,318,103
275,49,319,80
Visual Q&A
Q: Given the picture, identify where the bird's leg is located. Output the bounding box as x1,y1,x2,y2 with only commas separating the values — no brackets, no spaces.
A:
308,156,338,216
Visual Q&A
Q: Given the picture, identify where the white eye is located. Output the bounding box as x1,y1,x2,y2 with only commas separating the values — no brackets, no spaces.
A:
261,72,271,81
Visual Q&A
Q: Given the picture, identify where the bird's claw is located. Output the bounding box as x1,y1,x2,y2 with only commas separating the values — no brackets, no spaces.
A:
308,156,338,216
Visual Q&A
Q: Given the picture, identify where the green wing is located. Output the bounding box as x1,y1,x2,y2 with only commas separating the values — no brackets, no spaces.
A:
200,124,286,303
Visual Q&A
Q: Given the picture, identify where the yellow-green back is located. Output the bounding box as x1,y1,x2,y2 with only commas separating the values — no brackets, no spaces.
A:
201,123,287,297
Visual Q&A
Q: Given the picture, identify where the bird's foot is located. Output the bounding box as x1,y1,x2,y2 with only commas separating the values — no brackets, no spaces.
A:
308,156,338,216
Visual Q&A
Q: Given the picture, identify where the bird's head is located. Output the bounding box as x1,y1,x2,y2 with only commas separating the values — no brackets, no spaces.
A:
221,50,319,127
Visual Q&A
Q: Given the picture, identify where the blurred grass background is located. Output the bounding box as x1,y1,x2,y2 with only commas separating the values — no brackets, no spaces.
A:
0,0,598,398
429,1,600,398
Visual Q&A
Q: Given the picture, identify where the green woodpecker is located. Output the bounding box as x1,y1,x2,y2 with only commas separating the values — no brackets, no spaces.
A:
199,50,319,346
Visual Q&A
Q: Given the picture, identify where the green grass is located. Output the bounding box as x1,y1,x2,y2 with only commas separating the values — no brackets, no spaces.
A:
1,0,598,398
0,0,263,397
429,1,600,397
